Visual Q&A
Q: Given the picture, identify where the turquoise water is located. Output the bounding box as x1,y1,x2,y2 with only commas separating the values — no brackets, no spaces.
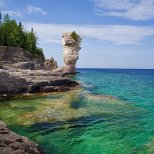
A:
0,69,154,154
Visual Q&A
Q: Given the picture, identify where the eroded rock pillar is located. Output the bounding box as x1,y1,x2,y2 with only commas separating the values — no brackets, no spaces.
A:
62,32,82,74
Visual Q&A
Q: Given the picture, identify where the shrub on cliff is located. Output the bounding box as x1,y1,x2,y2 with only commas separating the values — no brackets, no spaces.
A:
71,31,78,42
0,13,43,55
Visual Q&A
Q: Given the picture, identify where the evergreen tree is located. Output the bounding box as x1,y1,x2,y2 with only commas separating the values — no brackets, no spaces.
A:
7,20,21,47
3,14,10,23
0,12,3,45
0,13,43,55
0,25,3,45
18,22,26,48
25,28,37,54
0,11,2,23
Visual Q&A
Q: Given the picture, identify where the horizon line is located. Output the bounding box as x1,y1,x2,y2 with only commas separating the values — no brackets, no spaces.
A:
77,68,154,70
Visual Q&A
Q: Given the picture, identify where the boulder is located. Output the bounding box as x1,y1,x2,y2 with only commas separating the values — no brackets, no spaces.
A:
44,57,58,71
0,121,44,154
0,69,28,96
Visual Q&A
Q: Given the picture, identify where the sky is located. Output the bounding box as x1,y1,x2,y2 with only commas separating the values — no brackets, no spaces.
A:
0,0,154,69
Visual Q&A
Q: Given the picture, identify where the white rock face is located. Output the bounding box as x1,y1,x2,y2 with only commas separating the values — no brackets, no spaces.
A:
62,32,82,74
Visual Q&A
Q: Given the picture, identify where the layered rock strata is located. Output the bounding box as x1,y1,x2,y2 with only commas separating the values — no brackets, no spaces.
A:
0,69,78,96
0,46,45,70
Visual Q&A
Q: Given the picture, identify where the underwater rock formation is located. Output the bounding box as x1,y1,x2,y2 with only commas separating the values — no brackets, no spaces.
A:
62,31,82,74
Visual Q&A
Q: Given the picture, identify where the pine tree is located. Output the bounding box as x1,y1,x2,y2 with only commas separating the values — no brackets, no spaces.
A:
18,22,26,48
25,28,37,54
3,14,10,23
0,13,43,55
0,11,2,23
0,12,3,45
0,25,3,45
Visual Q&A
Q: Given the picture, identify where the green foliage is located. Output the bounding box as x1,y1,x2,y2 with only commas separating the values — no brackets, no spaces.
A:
71,31,78,42
0,12,2,23
35,48,43,55
0,13,43,55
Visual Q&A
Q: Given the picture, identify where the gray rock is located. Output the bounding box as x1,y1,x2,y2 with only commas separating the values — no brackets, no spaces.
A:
44,57,58,71
0,69,79,96
0,69,28,95
27,76,78,93
13,62,35,70
0,121,44,154
0,46,45,69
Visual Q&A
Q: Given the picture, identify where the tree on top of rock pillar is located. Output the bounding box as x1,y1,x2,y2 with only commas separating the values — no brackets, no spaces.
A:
62,31,82,74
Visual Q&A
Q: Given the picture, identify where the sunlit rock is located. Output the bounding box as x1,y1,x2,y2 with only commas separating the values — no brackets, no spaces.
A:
44,57,58,71
62,31,82,74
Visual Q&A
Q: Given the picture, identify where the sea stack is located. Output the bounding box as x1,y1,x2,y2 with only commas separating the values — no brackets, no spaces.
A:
62,31,82,74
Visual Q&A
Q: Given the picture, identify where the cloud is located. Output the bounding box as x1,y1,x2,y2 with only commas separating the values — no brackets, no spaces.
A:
25,5,47,16
2,10,22,17
93,0,154,20
1,5,47,18
24,22,154,45
0,0,5,7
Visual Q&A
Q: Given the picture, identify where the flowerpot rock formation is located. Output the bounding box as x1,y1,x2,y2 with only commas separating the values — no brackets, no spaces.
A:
62,32,82,74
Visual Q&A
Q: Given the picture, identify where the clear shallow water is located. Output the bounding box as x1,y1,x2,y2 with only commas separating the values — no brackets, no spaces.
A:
0,69,154,154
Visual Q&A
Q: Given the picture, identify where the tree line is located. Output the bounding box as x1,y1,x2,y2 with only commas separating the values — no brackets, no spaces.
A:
0,13,43,55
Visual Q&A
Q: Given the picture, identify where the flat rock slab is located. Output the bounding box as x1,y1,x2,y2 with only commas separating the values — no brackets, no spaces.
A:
0,69,79,96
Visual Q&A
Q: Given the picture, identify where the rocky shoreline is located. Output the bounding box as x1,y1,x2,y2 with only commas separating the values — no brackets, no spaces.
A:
0,69,79,97
0,121,44,154
0,32,82,153
0,32,82,97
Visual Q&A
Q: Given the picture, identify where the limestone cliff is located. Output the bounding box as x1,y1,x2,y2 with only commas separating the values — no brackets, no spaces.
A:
0,46,45,70
62,31,82,74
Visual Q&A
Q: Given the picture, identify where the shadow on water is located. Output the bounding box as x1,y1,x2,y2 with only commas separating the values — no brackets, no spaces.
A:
31,116,105,134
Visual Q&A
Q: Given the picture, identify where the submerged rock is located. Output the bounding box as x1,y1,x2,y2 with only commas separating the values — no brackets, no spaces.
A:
0,121,44,154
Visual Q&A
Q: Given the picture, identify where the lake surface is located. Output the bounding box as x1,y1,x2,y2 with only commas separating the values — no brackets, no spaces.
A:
0,69,154,154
